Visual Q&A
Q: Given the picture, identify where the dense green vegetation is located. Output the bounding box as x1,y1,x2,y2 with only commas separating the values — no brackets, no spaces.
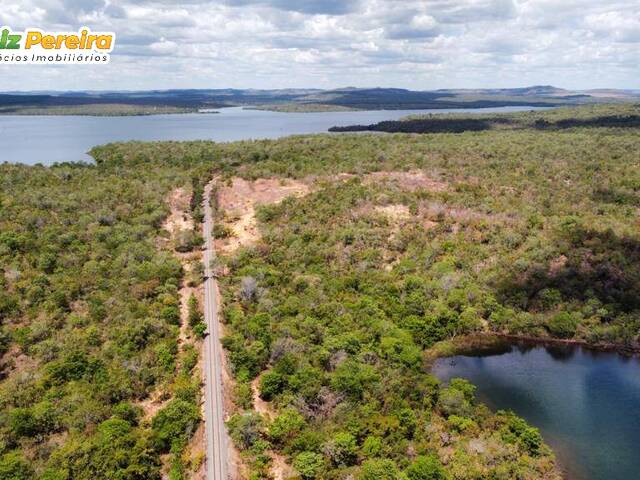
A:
0,104,198,116
0,153,214,478
3,103,639,479
213,104,638,478
251,104,358,113
330,103,640,133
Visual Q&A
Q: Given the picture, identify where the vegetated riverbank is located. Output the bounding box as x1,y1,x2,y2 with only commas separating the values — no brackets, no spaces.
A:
0,103,198,116
425,332,639,368
329,103,640,134
431,337,640,480
249,103,359,112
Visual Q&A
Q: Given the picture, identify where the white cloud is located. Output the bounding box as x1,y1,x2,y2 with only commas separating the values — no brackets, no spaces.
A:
0,0,637,90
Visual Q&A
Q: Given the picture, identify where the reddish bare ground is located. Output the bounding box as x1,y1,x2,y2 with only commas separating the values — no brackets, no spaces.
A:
249,375,296,479
0,345,37,377
187,423,206,480
215,170,446,256
251,375,275,420
164,187,194,233
215,177,310,254
271,454,298,480
140,186,201,420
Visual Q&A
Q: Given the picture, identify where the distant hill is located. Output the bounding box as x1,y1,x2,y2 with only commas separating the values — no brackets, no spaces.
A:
0,86,637,114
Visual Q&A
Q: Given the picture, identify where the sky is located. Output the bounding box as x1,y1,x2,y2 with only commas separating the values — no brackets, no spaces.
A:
1,0,638,91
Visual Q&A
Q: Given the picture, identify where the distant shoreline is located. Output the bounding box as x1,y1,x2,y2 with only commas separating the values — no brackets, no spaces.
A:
0,103,202,116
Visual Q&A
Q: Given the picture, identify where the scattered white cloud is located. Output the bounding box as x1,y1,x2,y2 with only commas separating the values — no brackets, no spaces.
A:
1,0,638,90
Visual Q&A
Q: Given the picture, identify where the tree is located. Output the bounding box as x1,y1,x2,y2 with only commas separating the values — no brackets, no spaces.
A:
546,312,579,339
8,408,38,438
293,452,324,479
520,427,543,456
151,400,200,453
259,371,286,401
161,305,181,326
406,455,447,480
438,388,469,418
269,409,305,445
187,294,203,327
331,360,379,400
361,436,382,458
396,408,417,438
239,276,259,303
323,432,357,466
359,459,404,480
504,414,543,456
174,228,201,253
227,412,264,450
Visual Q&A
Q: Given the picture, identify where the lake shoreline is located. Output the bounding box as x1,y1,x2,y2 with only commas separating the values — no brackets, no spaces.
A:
0,105,545,165
426,332,640,366
432,336,640,480
493,332,640,356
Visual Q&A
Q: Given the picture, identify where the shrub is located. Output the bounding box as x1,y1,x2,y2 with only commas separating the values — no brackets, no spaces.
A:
546,312,580,338
361,436,382,457
323,432,357,466
227,412,264,450
359,459,404,480
269,409,305,445
0,451,34,480
293,452,324,480
174,229,201,253
259,371,286,401
161,305,181,326
406,455,447,480
151,399,200,453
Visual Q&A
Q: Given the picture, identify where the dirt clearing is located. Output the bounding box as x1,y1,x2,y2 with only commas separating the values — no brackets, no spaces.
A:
215,177,310,254
164,187,194,233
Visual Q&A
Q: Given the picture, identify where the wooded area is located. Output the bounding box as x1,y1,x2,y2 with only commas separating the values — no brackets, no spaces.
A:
1,103,639,478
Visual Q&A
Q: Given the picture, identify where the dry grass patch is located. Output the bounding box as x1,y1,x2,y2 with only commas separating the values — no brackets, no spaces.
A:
364,169,448,192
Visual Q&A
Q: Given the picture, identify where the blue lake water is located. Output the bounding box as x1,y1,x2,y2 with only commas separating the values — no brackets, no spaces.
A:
432,343,640,480
0,105,544,165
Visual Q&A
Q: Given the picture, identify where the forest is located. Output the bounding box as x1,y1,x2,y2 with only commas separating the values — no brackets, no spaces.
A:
0,152,215,479
329,103,640,133
1,103,639,479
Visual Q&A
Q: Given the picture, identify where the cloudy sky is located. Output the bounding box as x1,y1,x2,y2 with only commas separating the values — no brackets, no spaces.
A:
1,0,638,91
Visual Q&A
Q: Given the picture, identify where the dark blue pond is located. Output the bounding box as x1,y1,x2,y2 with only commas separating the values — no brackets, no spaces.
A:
432,343,640,480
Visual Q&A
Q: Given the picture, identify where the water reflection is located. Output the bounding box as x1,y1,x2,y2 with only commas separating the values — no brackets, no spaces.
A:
433,345,640,480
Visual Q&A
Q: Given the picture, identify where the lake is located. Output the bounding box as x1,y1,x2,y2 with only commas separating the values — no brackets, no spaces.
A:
432,343,640,480
0,105,543,165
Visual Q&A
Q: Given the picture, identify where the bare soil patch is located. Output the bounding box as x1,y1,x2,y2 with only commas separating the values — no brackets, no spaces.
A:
0,345,37,380
216,177,310,254
251,374,275,420
271,453,297,480
164,187,194,233
215,171,447,256
251,369,297,479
